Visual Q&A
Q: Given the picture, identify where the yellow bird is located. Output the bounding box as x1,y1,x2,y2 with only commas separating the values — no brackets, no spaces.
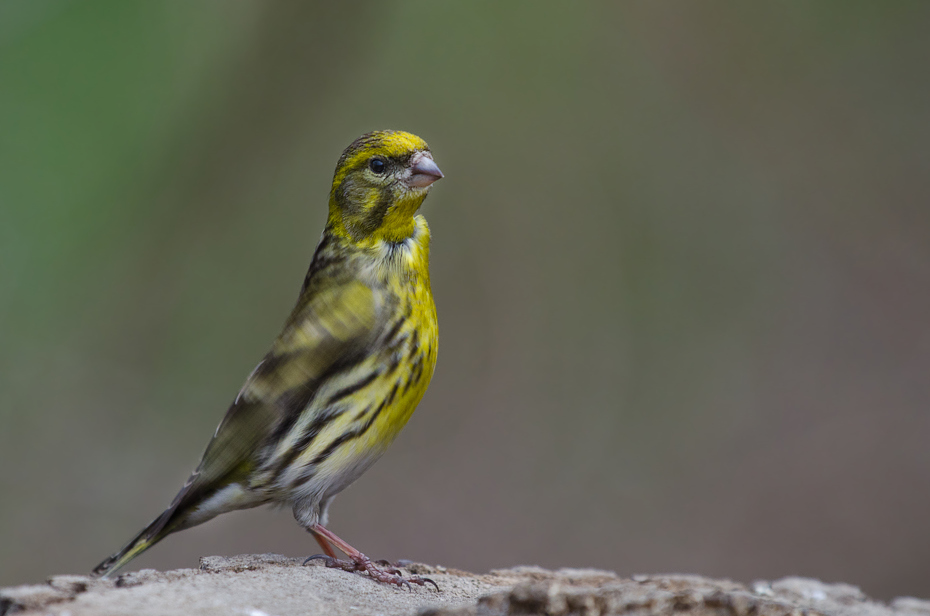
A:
93,130,443,588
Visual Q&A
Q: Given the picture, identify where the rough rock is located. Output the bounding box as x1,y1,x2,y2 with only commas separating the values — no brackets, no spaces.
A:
2,554,928,616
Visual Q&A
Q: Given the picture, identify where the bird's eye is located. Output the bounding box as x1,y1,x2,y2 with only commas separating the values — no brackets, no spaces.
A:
369,158,386,174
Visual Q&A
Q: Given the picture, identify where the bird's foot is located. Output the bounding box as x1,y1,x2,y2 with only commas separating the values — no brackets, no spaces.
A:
304,554,438,590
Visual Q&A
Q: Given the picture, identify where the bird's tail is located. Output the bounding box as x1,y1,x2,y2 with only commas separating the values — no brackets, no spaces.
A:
91,506,177,578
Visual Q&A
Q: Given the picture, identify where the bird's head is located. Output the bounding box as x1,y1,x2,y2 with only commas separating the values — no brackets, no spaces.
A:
328,130,443,243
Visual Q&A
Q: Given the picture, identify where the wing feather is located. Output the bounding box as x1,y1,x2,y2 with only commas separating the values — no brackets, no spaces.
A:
163,279,382,530
93,274,385,577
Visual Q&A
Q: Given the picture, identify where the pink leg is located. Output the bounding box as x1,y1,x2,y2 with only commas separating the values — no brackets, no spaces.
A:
308,526,338,559
303,523,438,590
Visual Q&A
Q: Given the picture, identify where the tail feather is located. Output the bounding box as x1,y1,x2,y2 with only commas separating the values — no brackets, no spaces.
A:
92,458,259,577
91,507,176,578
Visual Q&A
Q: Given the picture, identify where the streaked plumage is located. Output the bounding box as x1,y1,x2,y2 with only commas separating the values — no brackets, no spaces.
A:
93,131,443,587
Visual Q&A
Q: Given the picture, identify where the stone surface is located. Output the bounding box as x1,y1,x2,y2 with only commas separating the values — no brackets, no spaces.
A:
1,555,926,616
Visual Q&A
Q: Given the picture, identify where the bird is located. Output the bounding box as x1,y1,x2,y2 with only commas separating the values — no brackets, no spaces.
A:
92,130,443,588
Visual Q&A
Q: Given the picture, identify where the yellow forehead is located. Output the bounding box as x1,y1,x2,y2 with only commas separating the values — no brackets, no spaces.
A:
370,130,429,157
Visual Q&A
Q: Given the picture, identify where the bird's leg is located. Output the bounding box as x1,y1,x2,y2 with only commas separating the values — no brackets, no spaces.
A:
303,523,438,590
308,526,338,559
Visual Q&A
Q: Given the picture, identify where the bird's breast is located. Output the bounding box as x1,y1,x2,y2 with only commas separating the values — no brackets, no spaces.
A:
268,217,437,504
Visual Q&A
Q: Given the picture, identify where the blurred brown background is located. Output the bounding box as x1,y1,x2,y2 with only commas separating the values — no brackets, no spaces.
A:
2,0,929,600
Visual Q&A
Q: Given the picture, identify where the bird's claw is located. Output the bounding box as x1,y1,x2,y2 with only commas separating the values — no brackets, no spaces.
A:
304,553,438,590
304,555,364,573
373,559,402,574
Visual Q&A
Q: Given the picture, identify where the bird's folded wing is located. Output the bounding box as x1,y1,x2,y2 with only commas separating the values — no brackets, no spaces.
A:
170,279,383,516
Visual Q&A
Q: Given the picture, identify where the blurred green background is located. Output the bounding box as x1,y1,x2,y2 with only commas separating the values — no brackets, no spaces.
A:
2,0,930,600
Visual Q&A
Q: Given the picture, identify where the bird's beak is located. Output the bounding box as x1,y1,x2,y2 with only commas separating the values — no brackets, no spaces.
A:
407,153,444,188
